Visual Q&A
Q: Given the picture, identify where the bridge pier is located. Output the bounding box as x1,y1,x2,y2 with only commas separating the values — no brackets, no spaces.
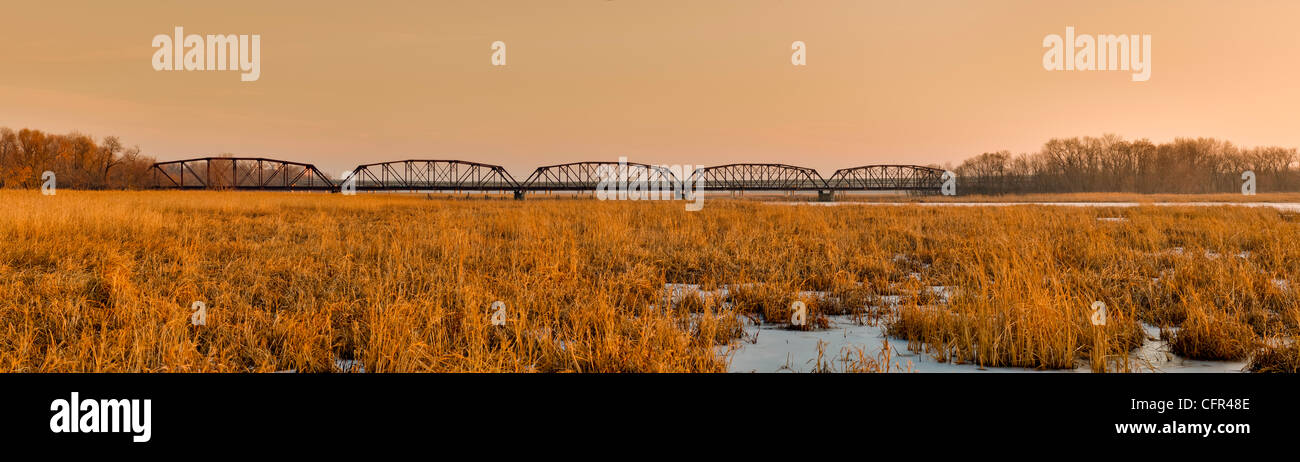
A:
817,190,835,202
513,190,525,200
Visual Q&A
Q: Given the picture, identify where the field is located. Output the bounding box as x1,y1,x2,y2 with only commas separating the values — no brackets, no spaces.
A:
836,191,1300,203
1,190,1298,372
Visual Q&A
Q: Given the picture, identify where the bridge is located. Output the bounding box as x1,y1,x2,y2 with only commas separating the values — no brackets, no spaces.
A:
150,157,947,199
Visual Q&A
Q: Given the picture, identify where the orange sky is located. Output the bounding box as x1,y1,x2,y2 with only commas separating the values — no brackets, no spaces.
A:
3,1,1299,177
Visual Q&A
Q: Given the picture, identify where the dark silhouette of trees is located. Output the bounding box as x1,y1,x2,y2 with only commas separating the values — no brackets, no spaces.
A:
955,134,1299,195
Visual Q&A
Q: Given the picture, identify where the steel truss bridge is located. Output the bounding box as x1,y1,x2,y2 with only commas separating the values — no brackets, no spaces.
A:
150,157,947,199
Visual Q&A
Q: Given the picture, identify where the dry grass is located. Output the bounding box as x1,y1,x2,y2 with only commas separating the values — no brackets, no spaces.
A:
1,190,1297,372
831,191,1300,203
1248,343,1300,372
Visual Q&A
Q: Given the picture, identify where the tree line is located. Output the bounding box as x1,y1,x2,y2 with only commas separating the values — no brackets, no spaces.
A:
950,135,1300,195
0,127,157,189
4,126,1299,195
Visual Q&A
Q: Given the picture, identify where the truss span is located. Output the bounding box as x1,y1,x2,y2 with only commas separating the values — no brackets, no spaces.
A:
340,159,518,192
825,165,945,191
689,163,827,191
522,161,680,191
150,157,335,190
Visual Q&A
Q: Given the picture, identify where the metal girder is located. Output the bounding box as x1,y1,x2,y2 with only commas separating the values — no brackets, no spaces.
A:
150,157,335,190
340,160,518,192
522,161,679,191
689,163,827,191
825,165,945,191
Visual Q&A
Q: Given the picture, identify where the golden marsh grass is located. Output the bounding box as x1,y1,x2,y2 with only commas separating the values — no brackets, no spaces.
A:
1,191,1297,372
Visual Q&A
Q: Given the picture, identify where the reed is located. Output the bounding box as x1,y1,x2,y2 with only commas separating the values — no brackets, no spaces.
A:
1,190,1296,372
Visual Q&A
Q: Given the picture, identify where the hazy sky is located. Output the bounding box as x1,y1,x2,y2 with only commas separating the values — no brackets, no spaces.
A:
3,1,1299,177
